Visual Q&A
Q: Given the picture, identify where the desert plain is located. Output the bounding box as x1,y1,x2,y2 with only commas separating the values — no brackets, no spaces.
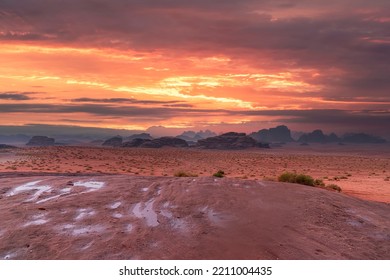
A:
0,144,389,259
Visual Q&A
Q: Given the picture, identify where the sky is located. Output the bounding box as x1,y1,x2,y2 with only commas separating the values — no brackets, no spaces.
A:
0,0,389,138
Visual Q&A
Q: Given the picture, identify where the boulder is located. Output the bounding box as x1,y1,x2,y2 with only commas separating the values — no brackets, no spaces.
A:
26,136,55,146
140,137,188,148
102,136,123,147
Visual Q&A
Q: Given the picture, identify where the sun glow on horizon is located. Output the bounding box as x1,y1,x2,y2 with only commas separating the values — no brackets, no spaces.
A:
0,35,386,131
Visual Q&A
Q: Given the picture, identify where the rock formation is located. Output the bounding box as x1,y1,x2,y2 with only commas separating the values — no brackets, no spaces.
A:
297,130,387,144
342,133,386,143
122,138,151,147
102,136,123,147
177,130,216,142
196,132,268,149
250,125,294,143
0,144,17,149
298,130,341,143
26,136,55,146
139,137,188,148
125,133,153,141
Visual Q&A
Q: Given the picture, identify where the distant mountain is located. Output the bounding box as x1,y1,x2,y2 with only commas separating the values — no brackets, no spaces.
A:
122,138,151,147
0,144,17,149
26,136,56,146
102,136,123,147
125,133,153,141
0,134,30,144
342,133,386,143
139,137,188,148
297,130,386,144
177,130,216,142
197,132,269,150
298,130,341,143
0,124,143,143
249,125,294,143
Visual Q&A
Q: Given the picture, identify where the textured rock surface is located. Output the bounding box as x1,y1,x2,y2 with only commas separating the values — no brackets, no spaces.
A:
0,175,389,260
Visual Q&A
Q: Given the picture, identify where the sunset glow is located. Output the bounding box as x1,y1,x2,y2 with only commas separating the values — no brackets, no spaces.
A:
0,0,389,137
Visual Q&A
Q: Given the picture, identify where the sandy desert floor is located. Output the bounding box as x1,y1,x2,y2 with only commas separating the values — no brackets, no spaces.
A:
0,144,389,259
0,144,389,203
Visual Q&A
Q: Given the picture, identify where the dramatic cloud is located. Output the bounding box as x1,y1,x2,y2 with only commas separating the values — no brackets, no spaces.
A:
70,97,187,105
0,1,389,137
0,92,32,100
0,103,224,119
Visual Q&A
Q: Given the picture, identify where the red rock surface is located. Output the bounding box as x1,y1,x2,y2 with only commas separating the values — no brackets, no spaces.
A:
0,175,389,260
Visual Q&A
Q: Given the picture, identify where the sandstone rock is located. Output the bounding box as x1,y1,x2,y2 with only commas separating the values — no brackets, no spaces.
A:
26,136,55,146
250,125,294,143
122,138,151,147
0,144,17,149
140,137,188,148
102,136,123,147
177,130,216,141
196,132,265,150
342,133,386,143
298,130,341,143
126,133,153,141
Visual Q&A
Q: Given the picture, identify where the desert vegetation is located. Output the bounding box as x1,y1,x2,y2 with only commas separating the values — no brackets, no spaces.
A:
213,170,225,178
278,172,342,192
326,184,342,192
174,171,198,177
278,172,315,186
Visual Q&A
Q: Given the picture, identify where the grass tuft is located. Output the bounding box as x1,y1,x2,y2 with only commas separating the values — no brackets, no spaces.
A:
213,170,225,178
326,184,342,192
174,171,198,177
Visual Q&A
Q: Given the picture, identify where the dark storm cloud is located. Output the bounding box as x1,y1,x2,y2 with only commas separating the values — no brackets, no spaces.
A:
1,102,389,135
1,1,388,83
0,92,32,100
70,97,185,105
163,103,194,108
0,103,225,119
234,109,390,137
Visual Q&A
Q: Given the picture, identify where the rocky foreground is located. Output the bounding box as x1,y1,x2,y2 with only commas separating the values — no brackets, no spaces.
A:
0,174,389,260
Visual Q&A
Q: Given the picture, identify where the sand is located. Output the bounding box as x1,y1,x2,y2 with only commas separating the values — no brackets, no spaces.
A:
0,144,389,202
0,144,389,259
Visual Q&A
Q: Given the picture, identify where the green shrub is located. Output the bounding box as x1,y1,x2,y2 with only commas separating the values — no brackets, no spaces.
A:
295,174,315,186
174,171,198,177
314,179,325,187
326,184,342,192
213,170,225,178
278,172,314,186
278,172,297,183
